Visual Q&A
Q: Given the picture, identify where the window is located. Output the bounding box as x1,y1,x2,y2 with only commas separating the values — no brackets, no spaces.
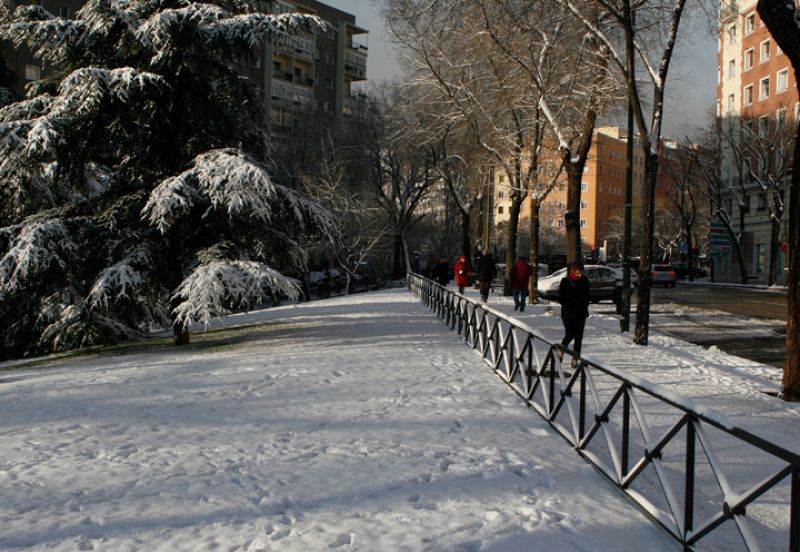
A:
759,77,770,100
796,102,800,122
580,200,588,209
743,49,754,70
498,190,504,199
743,84,754,105
743,193,751,212
323,101,331,112
727,93,735,112
755,244,765,273
728,59,736,78
499,175,505,182
558,219,564,228
757,194,766,211
58,4,69,17
325,78,333,89
580,219,587,228
498,206,504,215
745,13,755,35
743,119,753,143
580,182,588,191
728,24,737,41
558,183,565,191
759,115,769,137
24,64,40,81
760,39,771,63
777,68,789,93
325,52,335,64
777,107,789,128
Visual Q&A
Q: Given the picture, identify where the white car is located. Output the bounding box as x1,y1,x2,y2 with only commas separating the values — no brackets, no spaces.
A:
537,264,634,303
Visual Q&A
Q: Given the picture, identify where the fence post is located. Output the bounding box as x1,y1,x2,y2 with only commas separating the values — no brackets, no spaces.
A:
622,385,630,479
791,465,800,552
684,416,696,545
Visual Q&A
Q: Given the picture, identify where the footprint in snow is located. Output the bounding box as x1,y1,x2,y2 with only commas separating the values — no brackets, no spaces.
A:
328,532,352,548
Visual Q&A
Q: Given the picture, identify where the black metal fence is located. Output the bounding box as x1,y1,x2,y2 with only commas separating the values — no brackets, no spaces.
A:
409,273,800,551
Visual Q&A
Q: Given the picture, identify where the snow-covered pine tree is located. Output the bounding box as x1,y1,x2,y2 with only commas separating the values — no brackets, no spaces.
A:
0,0,334,357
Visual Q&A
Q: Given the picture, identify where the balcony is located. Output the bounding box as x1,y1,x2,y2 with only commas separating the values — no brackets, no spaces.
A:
274,33,315,63
271,80,314,107
719,1,737,23
344,46,368,81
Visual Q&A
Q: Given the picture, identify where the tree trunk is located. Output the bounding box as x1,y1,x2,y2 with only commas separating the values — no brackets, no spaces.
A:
768,214,780,286
461,206,471,259
782,116,800,400
170,295,190,346
529,197,541,304
685,224,694,281
634,152,659,345
504,195,523,295
564,161,582,264
392,231,406,280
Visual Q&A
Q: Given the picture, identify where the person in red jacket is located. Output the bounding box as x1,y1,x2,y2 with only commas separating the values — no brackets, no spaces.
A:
510,256,533,312
454,255,472,294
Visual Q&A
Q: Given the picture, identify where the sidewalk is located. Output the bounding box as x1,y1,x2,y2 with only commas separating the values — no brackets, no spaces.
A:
0,286,797,550
0,289,675,551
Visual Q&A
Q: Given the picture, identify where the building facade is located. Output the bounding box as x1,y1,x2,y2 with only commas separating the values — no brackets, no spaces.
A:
716,0,797,284
492,127,646,261
1,0,367,127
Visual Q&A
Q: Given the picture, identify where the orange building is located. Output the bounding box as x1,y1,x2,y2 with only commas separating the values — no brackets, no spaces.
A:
493,127,645,259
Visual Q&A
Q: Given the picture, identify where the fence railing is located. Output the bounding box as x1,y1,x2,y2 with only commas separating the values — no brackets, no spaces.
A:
409,273,800,552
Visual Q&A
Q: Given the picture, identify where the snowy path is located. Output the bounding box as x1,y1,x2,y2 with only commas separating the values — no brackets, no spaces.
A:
0,289,677,551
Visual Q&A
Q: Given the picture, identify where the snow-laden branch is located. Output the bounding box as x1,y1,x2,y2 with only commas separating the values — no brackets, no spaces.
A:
88,244,151,309
171,260,300,329
0,218,77,296
141,149,275,233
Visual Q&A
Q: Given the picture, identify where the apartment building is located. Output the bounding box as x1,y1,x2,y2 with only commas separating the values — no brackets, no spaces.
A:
716,0,797,283
1,0,367,127
492,127,646,260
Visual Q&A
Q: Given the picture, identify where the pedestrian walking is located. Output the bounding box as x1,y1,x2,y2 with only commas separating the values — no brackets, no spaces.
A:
476,250,497,303
558,261,590,364
454,255,472,294
431,256,451,287
510,256,533,312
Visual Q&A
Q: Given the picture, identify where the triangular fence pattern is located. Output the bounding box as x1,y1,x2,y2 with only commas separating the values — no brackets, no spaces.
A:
409,274,800,551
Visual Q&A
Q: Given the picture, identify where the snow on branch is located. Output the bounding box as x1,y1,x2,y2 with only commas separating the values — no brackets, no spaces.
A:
88,244,151,309
171,260,300,329
142,149,283,234
0,6,83,65
0,219,77,296
54,67,167,116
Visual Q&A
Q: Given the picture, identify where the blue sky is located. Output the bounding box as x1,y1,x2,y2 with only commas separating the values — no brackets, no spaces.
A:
326,1,718,138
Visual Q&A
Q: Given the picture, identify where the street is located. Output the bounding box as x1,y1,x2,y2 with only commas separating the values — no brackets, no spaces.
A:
650,283,787,369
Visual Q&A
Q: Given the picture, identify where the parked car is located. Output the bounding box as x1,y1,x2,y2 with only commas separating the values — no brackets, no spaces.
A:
651,264,677,287
538,264,622,303
608,266,639,287
669,261,706,280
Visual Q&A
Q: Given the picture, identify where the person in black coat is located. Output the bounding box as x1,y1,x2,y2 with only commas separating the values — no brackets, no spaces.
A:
476,250,497,303
558,261,591,358
431,256,451,286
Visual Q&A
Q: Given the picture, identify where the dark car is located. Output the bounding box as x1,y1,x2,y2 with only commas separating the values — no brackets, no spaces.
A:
669,262,706,280
651,264,678,287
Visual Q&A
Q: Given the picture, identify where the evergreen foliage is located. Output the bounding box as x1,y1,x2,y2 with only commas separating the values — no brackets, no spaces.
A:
0,0,332,358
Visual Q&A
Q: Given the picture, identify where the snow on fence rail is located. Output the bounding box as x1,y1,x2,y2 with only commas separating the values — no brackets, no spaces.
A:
408,273,800,552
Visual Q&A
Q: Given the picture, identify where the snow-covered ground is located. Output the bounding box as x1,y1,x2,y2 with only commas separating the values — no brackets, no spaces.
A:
1,285,797,551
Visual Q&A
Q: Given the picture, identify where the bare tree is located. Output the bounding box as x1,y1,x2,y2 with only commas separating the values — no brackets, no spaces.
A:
561,0,690,344
754,0,800,401
301,129,391,294
365,89,439,279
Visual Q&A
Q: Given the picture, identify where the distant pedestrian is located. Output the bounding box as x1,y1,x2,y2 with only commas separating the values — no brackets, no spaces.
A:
411,251,421,274
510,256,533,312
431,256,451,286
454,255,472,294
476,250,497,303
558,261,590,363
